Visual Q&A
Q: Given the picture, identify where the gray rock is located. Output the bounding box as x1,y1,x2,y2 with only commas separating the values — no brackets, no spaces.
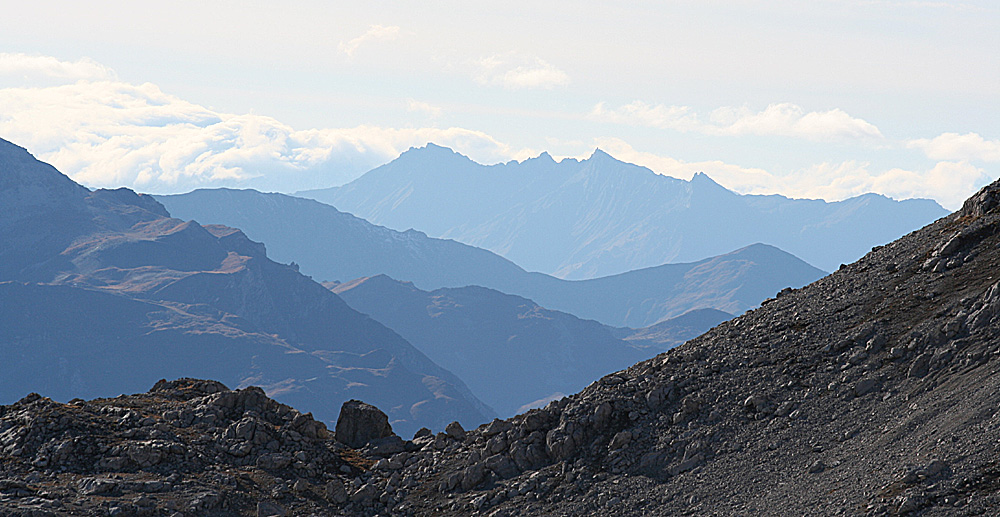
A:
646,387,667,409
77,477,117,495
445,421,466,441
257,500,287,517
594,402,613,429
908,354,931,378
335,399,394,448
256,453,292,470
668,453,703,476
854,378,879,396
609,431,632,450
324,480,348,503
350,483,376,503
461,463,486,490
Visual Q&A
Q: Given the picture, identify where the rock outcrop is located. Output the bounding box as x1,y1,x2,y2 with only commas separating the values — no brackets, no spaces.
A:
0,379,364,516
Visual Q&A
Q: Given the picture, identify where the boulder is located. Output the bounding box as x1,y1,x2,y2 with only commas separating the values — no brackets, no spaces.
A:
335,400,394,448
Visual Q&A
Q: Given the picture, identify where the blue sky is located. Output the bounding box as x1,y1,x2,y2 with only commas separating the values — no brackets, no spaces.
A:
0,0,997,208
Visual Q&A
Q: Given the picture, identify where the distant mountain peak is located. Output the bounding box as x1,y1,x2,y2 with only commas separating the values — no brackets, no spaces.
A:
588,148,615,161
0,137,88,197
393,143,476,171
525,151,556,164
690,171,725,188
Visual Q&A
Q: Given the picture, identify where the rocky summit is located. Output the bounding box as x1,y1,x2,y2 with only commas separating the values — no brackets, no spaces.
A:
5,180,1000,516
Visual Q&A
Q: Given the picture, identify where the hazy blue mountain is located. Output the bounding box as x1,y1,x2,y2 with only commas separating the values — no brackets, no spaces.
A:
297,144,947,278
0,138,493,437
158,189,826,327
329,275,722,417
156,188,526,291
612,307,734,350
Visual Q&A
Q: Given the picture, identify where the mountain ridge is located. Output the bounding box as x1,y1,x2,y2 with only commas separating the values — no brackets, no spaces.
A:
297,144,946,277
328,274,722,417
158,189,826,328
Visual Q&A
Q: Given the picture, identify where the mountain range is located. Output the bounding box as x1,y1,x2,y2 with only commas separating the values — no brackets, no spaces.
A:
328,275,724,417
0,138,492,437
298,144,947,278
5,151,1000,517
158,189,826,327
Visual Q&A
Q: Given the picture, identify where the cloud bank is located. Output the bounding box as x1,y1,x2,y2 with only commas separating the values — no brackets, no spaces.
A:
0,53,117,84
338,25,401,57
591,101,884,143
908,132,1000,163
472,53,570,90
0,78,527,194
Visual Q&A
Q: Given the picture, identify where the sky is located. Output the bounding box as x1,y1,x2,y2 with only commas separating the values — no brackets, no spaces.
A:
0,1,997,209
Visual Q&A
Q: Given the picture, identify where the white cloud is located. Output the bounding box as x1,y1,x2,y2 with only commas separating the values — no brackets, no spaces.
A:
338,25,401,57
589,102,701,132
907,132,1000,162
472,53,570,90
0,53,116,83
0,79,530,194
591,101,884,143
709,103,884,142
407,99,442,118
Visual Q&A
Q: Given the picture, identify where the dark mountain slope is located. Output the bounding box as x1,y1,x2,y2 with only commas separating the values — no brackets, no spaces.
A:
328,275,658,417
366,177,1000,515
157,189,824,327
0,139,493,437
299,144,945,278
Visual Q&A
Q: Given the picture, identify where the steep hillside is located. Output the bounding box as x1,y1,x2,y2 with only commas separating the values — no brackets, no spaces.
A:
158,189,824,327
298,144,945,278
369,176,1000,515
329,275,659,417
0,139,493,437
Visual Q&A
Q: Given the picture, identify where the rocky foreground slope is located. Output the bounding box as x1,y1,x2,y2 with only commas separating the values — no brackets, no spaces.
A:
5,179,1000,516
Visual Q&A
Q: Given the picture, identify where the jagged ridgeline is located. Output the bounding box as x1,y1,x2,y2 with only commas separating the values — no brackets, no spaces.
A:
4,157,1000,514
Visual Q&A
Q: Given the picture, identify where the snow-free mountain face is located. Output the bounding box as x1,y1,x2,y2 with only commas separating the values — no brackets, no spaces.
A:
0,139,493,437
158,189,825,328
297,144,947,278
155,188,526,291
329,275,694,418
